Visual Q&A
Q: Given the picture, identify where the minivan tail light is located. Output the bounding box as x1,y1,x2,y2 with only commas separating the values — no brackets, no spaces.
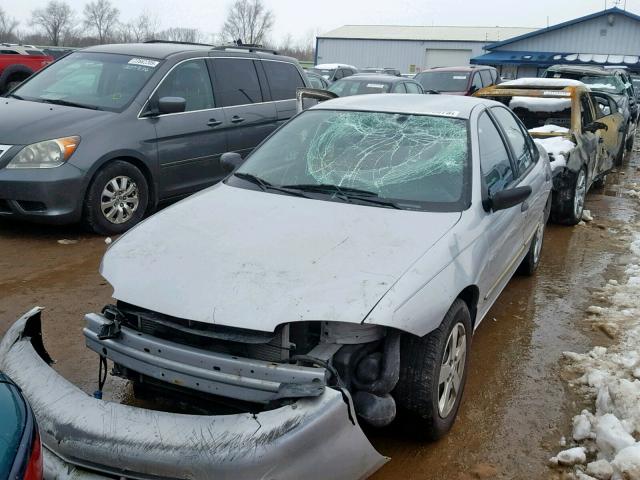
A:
23,430,43,480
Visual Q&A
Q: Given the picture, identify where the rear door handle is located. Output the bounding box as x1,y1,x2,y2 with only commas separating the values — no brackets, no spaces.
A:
207,119,223,127
231,116,245,124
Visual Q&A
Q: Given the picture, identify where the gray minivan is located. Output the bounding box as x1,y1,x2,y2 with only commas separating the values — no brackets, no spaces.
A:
0,42,309,234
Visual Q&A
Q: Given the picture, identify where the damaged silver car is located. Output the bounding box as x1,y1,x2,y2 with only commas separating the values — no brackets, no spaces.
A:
0,94,552,479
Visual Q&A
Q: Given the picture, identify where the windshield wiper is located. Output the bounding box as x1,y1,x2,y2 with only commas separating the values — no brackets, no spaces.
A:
282,183,401,209
282,183,379,197
233,172,309,198
40,98,102,110
6,93,23,100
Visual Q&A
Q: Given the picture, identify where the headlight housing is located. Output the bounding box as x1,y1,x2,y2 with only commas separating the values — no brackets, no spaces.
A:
7,136,80,169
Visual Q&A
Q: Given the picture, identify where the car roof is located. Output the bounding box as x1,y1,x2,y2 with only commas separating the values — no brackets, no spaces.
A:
81,42,293,62
314,63,357,69
419,65,492,73
499,78,585,88
311,93,496,119
546,64,617,76
343,74,408,83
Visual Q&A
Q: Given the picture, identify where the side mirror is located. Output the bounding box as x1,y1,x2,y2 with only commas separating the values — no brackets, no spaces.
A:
490,186,532,212
158,96,186,115
584,121,608,133
220,152,244,173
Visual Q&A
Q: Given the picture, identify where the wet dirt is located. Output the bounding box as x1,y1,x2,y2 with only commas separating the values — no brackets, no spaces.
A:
1,153,639,479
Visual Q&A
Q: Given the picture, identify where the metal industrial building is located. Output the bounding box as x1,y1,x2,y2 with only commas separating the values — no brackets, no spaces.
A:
315,25,535,74
472,7,640,78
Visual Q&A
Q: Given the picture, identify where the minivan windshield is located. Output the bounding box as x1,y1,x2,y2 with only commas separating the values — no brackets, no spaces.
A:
13,51,160,111
414,71,469,92
230,109,470,211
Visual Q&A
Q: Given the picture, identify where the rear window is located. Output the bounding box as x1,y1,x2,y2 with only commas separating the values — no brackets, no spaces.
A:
0,49,19,55
328,79,391,96
415,71,469,92
211,58,263,107
262,61,305,101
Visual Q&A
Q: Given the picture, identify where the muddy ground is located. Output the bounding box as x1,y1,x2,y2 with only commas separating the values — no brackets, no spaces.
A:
1,152,639,479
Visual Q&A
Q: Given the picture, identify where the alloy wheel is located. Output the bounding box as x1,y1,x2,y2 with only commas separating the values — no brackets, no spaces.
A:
438,322,467,418
100,175,140,224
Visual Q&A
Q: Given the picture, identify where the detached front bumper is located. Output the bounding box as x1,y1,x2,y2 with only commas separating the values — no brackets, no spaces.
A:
0,308,387,480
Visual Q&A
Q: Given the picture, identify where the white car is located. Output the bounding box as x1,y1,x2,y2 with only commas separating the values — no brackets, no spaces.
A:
309,63,358,83
0,94,552,480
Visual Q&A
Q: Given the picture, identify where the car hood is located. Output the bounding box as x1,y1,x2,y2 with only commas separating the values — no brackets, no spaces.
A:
0,98,113,145
101,183,461,331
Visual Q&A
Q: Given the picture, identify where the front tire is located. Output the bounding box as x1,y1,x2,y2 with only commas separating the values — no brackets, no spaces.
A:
83,161,149,235
551,166,586,226
394,299,472,440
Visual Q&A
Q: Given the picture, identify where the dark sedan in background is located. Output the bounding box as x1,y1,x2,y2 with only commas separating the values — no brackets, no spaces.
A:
0,372,42,480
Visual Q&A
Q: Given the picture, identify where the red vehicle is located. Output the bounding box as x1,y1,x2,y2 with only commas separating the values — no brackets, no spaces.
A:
0,44,53,93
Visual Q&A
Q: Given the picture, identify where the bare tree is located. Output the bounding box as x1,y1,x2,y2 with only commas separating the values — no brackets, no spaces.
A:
31,1,75,46
156,27,204,44
83,0,119,44
0,7,19,43
221,0,274,45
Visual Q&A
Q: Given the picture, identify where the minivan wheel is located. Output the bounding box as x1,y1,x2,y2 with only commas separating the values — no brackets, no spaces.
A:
393,299,471,440
84,161,149,235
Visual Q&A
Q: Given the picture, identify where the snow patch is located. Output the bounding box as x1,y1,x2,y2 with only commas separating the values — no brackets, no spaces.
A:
510,96,572,113
534,137,575,169
501,77,585,88
551,447,587,466
530,124,570,134
558,227,640,479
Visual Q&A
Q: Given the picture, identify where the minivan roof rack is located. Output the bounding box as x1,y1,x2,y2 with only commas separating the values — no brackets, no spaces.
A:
144,39,214,47
212,44,278,55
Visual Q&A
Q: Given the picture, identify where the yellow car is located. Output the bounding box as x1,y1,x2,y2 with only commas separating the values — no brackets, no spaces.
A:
474,78,624,225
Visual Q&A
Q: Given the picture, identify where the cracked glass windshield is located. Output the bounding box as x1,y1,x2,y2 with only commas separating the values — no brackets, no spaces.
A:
230,109,470,210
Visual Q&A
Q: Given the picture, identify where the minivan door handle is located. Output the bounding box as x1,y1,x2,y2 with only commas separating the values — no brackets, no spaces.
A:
230,116,245,124
207,119,223,127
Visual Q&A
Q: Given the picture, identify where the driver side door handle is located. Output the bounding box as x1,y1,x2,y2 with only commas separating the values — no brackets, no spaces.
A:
231,116,245,124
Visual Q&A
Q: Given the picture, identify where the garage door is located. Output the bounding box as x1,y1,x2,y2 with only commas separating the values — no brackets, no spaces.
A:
424,49,472,69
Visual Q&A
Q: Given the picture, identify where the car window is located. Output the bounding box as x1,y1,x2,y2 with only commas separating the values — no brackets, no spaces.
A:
328,79,391,96
155,59,214,112
343,69,355,78
334,69,344,80
262,61,305,101
211,58,263,107
0,49,19,54
479,69,492,87
490,69,498,83
580,94,595,128
591,93,616,118
478,111,515,196
405,82,422,93
415,71,469,92
391,82,406,93
491,107,534,175
471,73,483,92
307,75,325,89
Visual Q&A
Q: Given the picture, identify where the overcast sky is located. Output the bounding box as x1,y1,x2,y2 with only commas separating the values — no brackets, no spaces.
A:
3,0,639,43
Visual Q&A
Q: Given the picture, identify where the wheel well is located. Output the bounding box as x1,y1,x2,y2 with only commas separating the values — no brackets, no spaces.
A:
457,286,479,326
88,157,157,213
7,71,32,83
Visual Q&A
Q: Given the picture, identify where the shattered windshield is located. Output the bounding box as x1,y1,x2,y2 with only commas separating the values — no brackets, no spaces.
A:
230,109,470,211
414,72,469,92
579,75,625,94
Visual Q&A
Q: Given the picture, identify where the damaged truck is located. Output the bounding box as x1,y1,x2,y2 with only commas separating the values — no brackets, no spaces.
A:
1,93,552,479
474,78,625,225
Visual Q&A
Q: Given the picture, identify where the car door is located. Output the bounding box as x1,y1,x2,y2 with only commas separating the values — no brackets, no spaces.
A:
577,93,600,186
469,72,483,95
148,58,229,199
590,91,625,175
209,57,278,158
261,59,306,126
491,106,549,247
405,82,423,94
476,110,524,307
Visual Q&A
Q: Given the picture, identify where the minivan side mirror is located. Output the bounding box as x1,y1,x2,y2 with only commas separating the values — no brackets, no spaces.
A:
158,97,186,115
584,121,608,133
490,186,532,212
220,152,244,173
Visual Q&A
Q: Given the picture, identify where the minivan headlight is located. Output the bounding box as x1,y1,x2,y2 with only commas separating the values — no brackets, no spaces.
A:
7,136,80,169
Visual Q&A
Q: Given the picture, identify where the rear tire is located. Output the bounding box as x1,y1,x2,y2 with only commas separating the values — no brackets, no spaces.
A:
551,166,586,226
518,213,546,276
83,160,149,235
393,299,471,440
